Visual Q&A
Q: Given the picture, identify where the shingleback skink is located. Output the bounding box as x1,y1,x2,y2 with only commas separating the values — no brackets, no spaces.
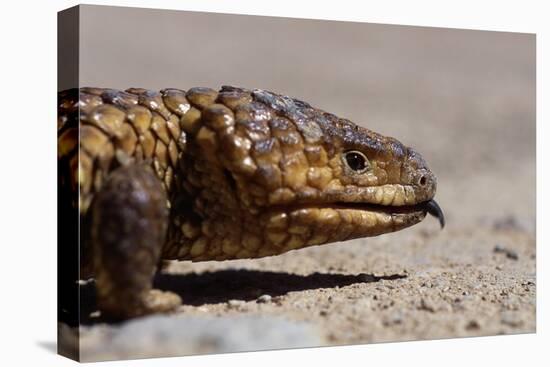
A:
58,85,444,319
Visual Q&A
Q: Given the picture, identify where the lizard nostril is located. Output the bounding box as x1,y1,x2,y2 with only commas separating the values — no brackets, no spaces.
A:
419,175,427,186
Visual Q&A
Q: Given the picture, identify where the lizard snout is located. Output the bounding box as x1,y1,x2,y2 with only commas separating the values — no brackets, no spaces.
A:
405,148,437,198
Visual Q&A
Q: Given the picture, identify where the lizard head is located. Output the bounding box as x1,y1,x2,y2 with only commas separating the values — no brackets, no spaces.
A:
178,86,443,260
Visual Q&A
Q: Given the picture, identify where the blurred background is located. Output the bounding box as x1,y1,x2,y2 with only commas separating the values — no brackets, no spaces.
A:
78,5,535,228
72,5,535,361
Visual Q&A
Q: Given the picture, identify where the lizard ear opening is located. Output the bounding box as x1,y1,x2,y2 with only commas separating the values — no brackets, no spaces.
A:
343,150,370,174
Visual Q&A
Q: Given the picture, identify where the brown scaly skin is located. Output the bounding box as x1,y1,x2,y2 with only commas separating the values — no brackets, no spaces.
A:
58,86,443,319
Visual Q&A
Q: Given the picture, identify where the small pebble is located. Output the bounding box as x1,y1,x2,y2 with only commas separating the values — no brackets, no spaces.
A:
501,313,524,327
494,244,519,260
465,320,481,330
359,273,376,282
227,300,245,309
419,298,436,313
257,295,272,304
89,311,100,318
389,312,403,325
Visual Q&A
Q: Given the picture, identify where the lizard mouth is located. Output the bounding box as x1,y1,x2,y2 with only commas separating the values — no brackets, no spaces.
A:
331,199,445,229
270,199,445,231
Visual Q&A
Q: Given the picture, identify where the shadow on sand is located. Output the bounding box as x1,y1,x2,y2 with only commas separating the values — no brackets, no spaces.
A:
79,269,406,324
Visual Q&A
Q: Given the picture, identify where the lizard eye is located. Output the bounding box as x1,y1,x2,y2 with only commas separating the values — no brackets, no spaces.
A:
343,150,370,173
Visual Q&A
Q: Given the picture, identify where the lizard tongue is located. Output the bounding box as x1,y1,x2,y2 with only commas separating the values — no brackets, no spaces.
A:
425,199,445,229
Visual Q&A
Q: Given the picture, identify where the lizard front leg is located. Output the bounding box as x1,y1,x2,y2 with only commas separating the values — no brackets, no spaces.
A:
90,163,181,319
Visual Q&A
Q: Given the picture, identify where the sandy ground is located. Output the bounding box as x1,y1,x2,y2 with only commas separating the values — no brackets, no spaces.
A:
62,5,536,361
163,218,535,343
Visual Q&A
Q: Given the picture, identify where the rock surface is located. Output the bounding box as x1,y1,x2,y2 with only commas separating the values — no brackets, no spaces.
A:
61,315,324,362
